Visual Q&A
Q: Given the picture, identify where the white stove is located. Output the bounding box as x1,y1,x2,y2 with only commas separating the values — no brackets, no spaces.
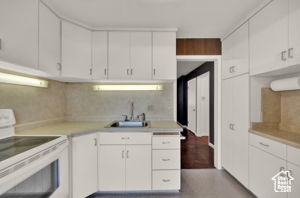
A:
0,109,69,198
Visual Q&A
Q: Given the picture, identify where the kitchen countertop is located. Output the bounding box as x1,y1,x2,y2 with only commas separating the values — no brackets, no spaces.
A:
16,120,183,137
249,128,300,148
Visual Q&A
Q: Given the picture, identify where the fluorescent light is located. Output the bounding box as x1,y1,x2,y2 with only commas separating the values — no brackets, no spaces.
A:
93,84,163,91
0,72,48,88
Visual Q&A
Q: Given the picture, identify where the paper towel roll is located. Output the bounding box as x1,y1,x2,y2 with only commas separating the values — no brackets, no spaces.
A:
270,77,300,91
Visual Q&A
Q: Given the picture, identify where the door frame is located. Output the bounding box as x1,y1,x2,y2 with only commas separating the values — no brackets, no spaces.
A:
176,55,222,169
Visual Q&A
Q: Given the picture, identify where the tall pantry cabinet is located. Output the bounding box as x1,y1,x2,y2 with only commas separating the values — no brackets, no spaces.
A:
221,22,249,187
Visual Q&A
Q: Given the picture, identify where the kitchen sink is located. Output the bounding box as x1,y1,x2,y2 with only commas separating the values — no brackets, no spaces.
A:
107,121,150,128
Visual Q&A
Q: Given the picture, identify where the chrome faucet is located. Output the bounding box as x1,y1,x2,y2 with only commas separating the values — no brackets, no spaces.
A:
130,101,134,121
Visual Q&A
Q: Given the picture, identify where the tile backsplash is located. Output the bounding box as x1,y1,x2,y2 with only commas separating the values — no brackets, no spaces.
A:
65,83,174,121
0,80,66,129
0,80,174,129
259,88,300,134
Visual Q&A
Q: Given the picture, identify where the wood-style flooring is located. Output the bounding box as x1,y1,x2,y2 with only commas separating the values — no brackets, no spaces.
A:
181,129,214,169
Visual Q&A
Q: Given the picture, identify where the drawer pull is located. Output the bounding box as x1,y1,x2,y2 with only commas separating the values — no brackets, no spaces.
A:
121,137,130,140
162,179,170,183
162,141,171,144
259,142,269,147
162,158,171,161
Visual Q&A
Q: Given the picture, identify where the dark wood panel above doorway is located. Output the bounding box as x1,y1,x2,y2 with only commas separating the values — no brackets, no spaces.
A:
176,38,221,55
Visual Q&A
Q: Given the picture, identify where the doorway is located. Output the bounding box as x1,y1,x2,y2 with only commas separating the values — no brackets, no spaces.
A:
177,61,216,169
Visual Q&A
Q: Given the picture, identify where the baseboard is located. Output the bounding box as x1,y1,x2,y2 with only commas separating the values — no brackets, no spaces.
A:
209,142,215,149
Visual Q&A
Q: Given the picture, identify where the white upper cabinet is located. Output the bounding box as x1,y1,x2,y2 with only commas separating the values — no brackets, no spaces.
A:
130,32,152,80
249,0,289,75
92,31,108,80
61,20,92,79
0,0,38,69
153,32,176,80
222,22,249,79
39,2,61,76
108,32,131,80
288,0,300,67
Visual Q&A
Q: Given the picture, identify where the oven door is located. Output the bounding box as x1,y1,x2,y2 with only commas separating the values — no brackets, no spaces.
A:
0,145,69,198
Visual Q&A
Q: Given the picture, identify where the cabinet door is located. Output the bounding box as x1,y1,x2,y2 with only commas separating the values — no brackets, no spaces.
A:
39,2,60,76
125,145,151,191
61,20,91,79
98,145,126,191
232,74,249,187
222,22,249,79
92,31,108,80
153,32,176,80
249,146,287,198
108,32,130,80
288,0,300,66
249,0,289,75
0,0,38,69
130,32,152,80
221,78,233,172
187,78,197,133
72,134,98,198
287,163,300,198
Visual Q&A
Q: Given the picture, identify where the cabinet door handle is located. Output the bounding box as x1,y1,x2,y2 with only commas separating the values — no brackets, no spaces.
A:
281,51,287,61
162,179,170,183
162,141,170,144
127,69,130,75
94,138,97,146
126,150,129,159
259,142,269,147
288,48,294,59
162,158,170,161
104,68,107,76
153,68,156,76
131,68,133,75
122,150,125,159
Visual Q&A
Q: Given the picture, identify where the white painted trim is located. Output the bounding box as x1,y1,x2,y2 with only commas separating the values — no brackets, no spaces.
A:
209,142,214,149
176,55,222,170
221,0,273,41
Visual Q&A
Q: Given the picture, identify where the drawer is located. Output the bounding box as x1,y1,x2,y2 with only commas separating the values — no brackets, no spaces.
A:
287,145,300,166
249,133,287,159
153,150,180,170
152,136,180,149
152,170,180,190
99,133,152,145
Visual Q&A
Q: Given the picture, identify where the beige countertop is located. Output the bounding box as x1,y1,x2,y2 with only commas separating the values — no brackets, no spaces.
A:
16,120,183,137
249,128,300,148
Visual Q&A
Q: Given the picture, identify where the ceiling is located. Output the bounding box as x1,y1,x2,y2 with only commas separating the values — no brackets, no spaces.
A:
177,61,204,77
45,0,264,38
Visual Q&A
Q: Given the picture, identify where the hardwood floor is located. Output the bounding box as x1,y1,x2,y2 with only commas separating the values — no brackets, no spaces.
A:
181,129,214,169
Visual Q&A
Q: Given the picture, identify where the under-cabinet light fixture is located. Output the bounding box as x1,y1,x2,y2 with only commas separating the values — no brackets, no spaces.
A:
93,84,163,91
0,72,48,88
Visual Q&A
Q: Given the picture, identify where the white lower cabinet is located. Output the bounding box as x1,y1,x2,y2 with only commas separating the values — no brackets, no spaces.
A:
152,135,181,191
125,145,152,191
98,145,126,191
72,134,98,198
249,145,287,198
152,170,180,190
98,136,152,191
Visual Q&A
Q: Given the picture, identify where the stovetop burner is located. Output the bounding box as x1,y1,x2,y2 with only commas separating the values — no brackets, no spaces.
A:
0,136,59,162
